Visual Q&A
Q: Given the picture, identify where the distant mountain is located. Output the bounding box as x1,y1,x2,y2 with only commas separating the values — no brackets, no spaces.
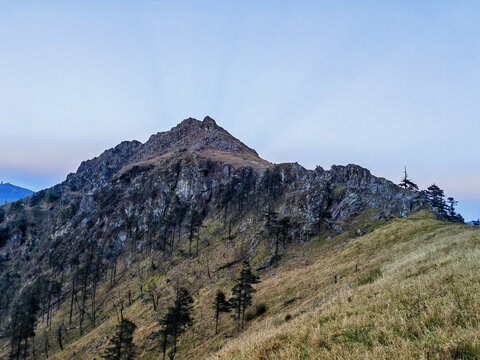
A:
0,182,34,204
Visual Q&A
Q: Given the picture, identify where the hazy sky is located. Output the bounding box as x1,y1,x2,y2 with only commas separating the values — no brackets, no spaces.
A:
1,1,479,219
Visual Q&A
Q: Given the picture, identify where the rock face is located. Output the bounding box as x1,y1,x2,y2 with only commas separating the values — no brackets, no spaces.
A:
50,117,426,244
0,115,429,248
0,116,429,327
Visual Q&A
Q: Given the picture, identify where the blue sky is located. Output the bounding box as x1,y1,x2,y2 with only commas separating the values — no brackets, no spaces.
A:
0,1,479,220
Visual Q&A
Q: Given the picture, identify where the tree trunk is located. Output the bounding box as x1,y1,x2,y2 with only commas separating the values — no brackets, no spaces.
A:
16,337,21,360
91,281,97,328
32,334,36,360
57,325,63,350
79,275,88,335
274,235,279,267
237,302,241,330
47,292,52,329
189,227,193,258
241,302,246,330
162,330,168,360
69,278,75,324
22,337,27,360
196,230,199,257
44,331,49,358
172,326,178,360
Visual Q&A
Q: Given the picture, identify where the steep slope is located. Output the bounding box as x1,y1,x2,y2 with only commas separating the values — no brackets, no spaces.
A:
0,183,34,204
212,212,480,360
8,212,478,360
0,117,434,359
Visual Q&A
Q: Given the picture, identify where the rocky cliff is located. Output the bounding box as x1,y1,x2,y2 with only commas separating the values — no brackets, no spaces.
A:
0,117,430,358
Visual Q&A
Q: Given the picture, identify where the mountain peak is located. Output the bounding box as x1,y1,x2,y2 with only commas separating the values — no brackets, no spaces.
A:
173,116,219,132
70,117,263,189
137,116,258,162
202,115,217,127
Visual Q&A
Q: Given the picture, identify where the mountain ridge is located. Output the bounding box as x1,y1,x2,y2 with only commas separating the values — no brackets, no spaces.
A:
0,117,437,359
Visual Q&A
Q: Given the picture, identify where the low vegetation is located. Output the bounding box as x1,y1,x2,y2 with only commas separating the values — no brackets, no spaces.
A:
212,212,480,360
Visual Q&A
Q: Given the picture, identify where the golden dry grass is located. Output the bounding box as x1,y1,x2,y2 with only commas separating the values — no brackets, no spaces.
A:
210,212,480,360
3,211,479,360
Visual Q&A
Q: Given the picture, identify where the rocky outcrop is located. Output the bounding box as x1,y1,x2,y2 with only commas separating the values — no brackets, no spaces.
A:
1,116,429,249
133,116,259,162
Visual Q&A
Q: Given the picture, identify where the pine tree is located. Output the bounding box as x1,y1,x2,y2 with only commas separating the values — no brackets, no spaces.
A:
261,167,283,201
9,285,40,360
230,262,260,330
263,207,278,236
229,282,243,331
446,197,458,217
398,167,419,191
272,216,291,267
426,184,446,213
159,287,193,360
313,201,326,235
102,318,137,360
212,290,231,335
277,216,291,248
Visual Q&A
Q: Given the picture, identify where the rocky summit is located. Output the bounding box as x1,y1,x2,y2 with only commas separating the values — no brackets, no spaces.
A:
0,117,441,360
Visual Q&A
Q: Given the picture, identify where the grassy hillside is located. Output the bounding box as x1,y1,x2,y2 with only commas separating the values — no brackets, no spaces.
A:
2,211,478,359
212,212,480,360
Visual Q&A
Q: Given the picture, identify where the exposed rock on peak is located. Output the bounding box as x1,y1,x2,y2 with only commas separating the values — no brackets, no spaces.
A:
136,116,258,162
68,117,263,190
71,140,143,189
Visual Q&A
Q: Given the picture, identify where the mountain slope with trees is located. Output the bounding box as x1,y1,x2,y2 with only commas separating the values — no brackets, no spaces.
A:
0,117,470,359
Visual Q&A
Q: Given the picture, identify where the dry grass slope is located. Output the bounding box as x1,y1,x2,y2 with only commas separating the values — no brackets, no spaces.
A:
3,211,478,360
211,212,480,360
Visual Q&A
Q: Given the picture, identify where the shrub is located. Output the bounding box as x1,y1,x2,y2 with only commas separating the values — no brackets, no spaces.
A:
246,303,268,322
9,200,23,213
46,188,60,202
245,311,255,322
449,341,480,360
255,303,268,316
30,190,45,206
